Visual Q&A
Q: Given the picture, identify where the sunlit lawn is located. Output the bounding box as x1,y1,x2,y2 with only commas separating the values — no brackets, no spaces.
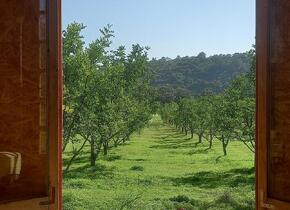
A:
63,122,255,210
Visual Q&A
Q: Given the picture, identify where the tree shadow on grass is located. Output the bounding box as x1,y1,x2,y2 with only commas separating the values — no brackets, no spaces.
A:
167,190,255,210
150,136,202,150
150,143,195,149
153,132,186,140
124,158,147,162
213,191,255,210
169,167,255,189
102,155,122,161
64,163,116,179
187,147,210,155
149,128,213,151
63,155,90,166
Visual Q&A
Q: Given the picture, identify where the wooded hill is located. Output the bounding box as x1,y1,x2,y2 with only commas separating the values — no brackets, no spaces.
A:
150,52,251,102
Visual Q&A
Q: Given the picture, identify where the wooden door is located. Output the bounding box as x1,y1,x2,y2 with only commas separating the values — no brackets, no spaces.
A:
257,0,290,209
0,0,62,209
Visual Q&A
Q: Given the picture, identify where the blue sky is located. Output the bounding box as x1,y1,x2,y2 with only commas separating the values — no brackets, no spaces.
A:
63,0,255,59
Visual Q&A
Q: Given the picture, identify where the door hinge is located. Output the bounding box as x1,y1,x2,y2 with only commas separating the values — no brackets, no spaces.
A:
39,186,56,206
261,191,275,209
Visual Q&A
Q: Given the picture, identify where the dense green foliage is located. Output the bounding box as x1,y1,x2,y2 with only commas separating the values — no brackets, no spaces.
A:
64,120,255,210
63,23,155,171
160,49,255,155
63,22,255,210
151,52,251,103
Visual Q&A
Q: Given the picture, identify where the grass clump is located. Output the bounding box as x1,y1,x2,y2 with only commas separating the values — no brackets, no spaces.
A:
130,165,144,171
104,155,122,161
169,195,190,203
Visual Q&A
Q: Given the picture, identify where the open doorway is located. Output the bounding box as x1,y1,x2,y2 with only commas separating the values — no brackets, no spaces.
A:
62,1,256,209
1,1,290,210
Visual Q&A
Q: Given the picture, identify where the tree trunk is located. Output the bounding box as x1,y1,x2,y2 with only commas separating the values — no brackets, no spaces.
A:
185,127,188,135
191,127,194,139
65,139,88,172
103,141,108,156
114,139,118,148
222,135,227,156
222,144,227,156
90,140,97,166
209,132,213,149
198,131,203,143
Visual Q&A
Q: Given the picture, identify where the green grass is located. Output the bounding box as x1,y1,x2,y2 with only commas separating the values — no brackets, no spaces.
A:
63,122,255,210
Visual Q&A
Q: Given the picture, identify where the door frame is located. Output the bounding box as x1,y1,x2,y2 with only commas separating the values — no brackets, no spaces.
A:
256,0,269,209
47,0,62,209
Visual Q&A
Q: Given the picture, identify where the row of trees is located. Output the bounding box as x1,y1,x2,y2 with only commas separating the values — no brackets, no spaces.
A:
63,22,255,170
63,23,155,171
160,50,256,156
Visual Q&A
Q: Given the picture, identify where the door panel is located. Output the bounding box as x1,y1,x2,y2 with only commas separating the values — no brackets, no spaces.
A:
257,0,290,209
0,0,62,209
268,0,290,202
0,0,49,203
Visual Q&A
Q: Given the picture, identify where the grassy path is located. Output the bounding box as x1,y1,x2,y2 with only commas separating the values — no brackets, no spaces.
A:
64,125,255,210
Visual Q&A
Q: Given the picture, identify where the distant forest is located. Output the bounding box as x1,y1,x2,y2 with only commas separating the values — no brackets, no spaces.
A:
150,52,251,103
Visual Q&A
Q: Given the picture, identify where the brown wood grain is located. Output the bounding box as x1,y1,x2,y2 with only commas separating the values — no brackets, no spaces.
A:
0,0,62,209
0,198,49,210
47,0,63,209
257,0,290,209
256,0,270,209
0,0,49,203
268,0,290,203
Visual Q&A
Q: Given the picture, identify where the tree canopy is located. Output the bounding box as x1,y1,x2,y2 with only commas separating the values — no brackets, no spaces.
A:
150,53,251,103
